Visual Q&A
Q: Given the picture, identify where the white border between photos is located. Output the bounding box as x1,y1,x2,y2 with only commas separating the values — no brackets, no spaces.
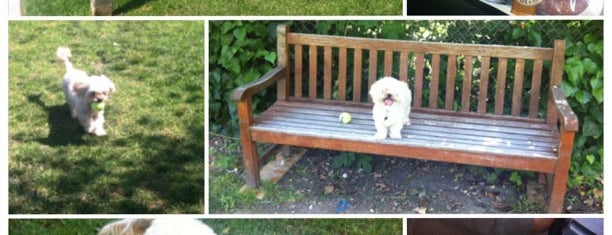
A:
2,0,610,234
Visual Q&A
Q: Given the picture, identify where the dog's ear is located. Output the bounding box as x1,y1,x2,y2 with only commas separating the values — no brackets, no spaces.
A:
369,80,382,99
101,75,116,93
72,81,89,97
131,219,153,234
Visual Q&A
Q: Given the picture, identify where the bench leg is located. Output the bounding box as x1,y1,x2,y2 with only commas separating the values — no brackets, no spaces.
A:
548,130,575,213
548,171,568,213
240,138,261,187
237,100,261,187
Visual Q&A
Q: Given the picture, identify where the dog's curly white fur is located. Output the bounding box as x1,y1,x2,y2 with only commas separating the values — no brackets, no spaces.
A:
369,77,412,140
98,218,216,235
57,47,115,136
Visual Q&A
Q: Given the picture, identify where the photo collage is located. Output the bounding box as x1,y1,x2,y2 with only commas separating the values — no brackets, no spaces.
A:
1,0,607,234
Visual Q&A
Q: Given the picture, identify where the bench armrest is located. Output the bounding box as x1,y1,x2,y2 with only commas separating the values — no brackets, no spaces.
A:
231,66,287,102
550,86,579,132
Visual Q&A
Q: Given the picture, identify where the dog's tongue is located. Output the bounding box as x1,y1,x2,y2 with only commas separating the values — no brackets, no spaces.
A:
384,98,394,106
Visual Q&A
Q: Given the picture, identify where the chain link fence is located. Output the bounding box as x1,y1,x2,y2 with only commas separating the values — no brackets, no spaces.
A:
290,20,599,47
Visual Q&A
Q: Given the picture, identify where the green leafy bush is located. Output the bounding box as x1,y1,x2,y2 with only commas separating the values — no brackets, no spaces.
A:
209,21,279,136
560,21,603,193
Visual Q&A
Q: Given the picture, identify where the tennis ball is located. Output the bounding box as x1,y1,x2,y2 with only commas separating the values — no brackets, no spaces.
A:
339,112,352,124
91,102,105,111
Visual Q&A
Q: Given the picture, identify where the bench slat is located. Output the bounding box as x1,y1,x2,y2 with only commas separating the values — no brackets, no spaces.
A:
384,51,393,77
445,55,457,110
400,51,409,83
324,46,332,100
294,45,303,98
429,54,441,109
338,47,347,101
477,56,491,114
368,50,378,101
461,56,474,112
353,49,363,102
494,58,508,115
414,53,425,108
529,60,544,118
258,113,558,151
287,33,555,60
512,58,526,116
309,45,317,99
268,102,558,140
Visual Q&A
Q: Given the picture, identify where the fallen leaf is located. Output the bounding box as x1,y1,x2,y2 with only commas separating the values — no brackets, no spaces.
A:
413,207,427,214
324,185,334,195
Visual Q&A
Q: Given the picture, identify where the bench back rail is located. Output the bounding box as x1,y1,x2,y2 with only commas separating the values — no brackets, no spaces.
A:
276,25,566,124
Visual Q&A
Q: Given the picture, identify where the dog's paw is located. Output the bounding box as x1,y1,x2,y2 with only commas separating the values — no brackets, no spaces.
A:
389,132,402,139
372,133,387,141
93,129,107,136
404,118,411,126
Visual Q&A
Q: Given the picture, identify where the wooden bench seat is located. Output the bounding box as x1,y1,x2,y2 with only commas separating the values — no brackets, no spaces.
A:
253,100,560,172
233,24,578,213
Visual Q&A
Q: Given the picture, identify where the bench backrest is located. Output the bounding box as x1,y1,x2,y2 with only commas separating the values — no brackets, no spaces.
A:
274,25,566,123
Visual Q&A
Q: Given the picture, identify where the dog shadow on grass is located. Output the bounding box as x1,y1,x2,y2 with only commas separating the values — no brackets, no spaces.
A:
106,130,205,213
114,0,156,15
28,94,86,146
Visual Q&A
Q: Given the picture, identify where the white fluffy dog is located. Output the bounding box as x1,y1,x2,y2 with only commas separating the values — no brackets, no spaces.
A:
369,77,412,140
98,218,216,235
57,47,116,136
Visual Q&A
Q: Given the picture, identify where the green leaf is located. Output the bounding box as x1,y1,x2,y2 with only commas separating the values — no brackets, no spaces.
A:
582,117,602,138
587,40,603,55
561,80,576,97
575,90,592,104
264,52,276,64
511,28,523,40
509,171,523,186
527,31,542,46
563,57,584,85
582,58,598,74
586,155,595,165
590,76,603,90
583,33,596,44
233,27,247,41
592,87,603,103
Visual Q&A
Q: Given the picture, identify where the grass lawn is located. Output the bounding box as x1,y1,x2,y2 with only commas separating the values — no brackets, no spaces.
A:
8,21,205,214
9,219,403,235
21,0,402,16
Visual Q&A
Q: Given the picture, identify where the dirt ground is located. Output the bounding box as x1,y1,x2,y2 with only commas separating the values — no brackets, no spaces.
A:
210,137,602,214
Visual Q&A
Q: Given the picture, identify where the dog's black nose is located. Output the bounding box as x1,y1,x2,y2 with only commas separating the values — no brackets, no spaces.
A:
386,93,392,98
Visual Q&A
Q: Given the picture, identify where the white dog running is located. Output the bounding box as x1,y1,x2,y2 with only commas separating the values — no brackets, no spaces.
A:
98,218,216,235
369,76,412,140
57,47,116,136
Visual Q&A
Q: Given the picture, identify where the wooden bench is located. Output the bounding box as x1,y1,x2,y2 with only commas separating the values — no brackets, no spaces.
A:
232,25,578,213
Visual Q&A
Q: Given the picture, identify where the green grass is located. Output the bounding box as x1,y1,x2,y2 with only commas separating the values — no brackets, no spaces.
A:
9,219,111,235
21,0,402,16
209,144,304,213
9,219,403,235
9,21,205,214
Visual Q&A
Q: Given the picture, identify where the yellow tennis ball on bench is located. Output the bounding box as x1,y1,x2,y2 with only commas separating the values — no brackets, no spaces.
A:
339,112,352,124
